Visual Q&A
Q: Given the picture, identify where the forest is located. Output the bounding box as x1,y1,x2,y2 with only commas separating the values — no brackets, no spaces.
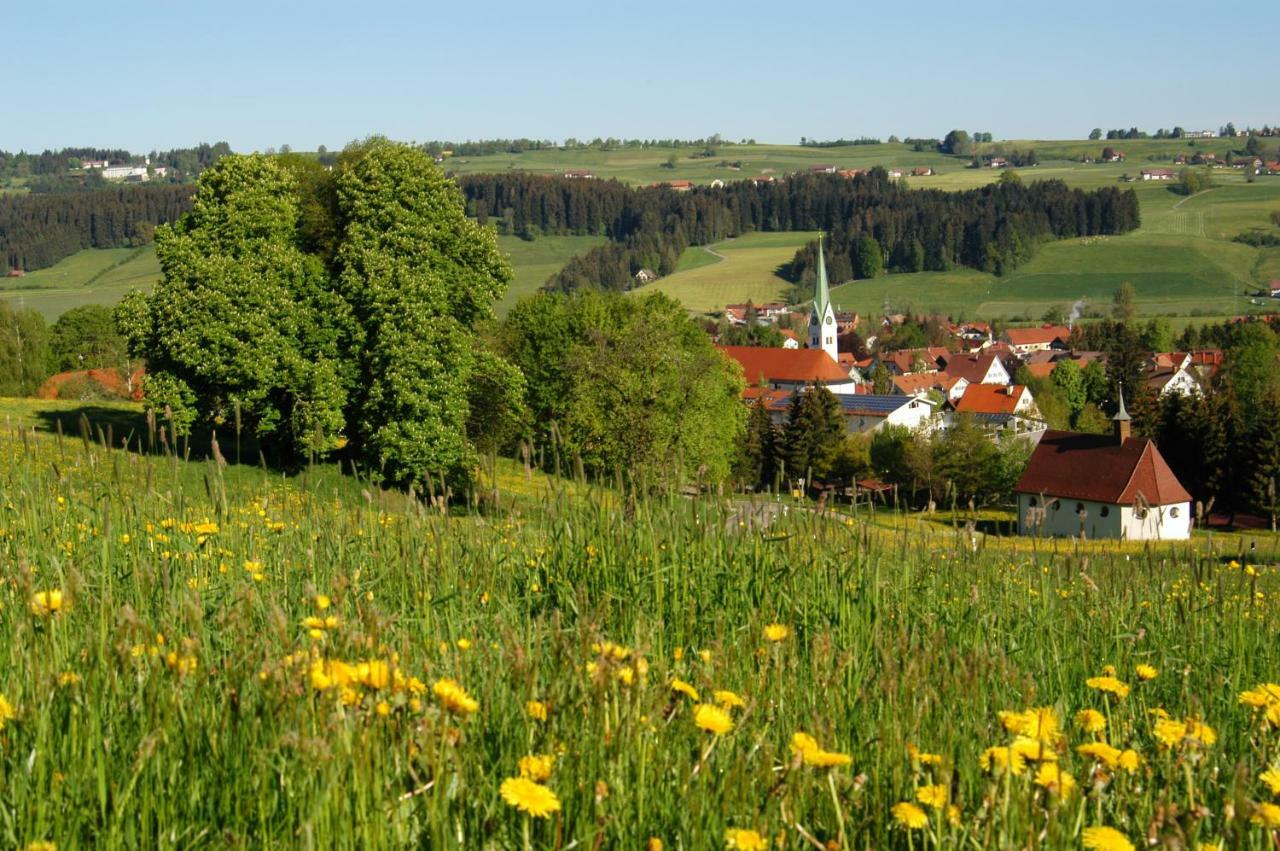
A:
456,169,1141,293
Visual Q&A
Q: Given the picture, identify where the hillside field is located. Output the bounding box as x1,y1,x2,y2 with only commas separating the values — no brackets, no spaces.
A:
0,246,161,320
0,396,1277,847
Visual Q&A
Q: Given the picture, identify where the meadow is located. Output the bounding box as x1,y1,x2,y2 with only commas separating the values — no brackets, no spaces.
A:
1,399,1278,849
0,247,161,320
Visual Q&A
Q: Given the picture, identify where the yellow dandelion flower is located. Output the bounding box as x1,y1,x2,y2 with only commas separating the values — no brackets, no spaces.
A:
375,701,391,716
1135,664,1158,681
647,838,664,851
693,703,733,736
892,801,929,829
1260,767,1280,796
671,678,700,701
499,776,561,819
518,754,555,781
906,743,943,765
0,695,14,729
1086,676,1131,699
432,677,479,715
1082,826,1134,851
456,638,471,651
1075,708,1107,734
1251,802,1280,828
979,745,1026,776
724,828,768,850
916,784,948,808
526,700,548,721
314,594,331,610
1154,717,1216,749
1076,741,1122,769
29,590,65,617
714,690,745,710
1007,707,1063,745
1118,749,1141,773
1239,683,1280,708
1012,735,1058,762
22,842,57,851
763,623,789,642
1034,763,1076,797
789,732,851,767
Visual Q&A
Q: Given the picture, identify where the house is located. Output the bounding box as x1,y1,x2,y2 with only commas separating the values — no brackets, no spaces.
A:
988,157,1009,168
749,175,776,185
1193,152,1217,165
634,268,658,285
1100,147,1125,163
562,169,594,179
79,159,109,169
6,268,25,278
892,372,969,403
1146,363,1202,398
1184,130,1216,139
1267,162,1280,175
837,169,866,179
911,166,935,176
1014,395,1192,540
1233,157,1264,174
953,321,993,350
949,383,1042,432
1142,169,1176,181
779,329,801,349
742,386,795,426
1001,325,1071,354
809,164,837,174
663,180,694,192
1270,281,1280,298
1173,154,1188,165
838,393,938,434
718,345,862,395
887,168,905,178
879,347,951,376
936,351,1012,386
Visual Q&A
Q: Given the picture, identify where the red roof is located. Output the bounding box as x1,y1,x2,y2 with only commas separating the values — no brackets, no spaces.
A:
937,352,1003,384
1004,325,1070,347
718,346,850,385
954,383,1027,415
1025,362,1055,379
1015,431,1191,506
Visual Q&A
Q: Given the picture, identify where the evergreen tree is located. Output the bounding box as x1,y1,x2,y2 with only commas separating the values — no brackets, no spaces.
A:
782,382,845,484
1246,390,1280,528
739,396,779,489
1050,360,1086,425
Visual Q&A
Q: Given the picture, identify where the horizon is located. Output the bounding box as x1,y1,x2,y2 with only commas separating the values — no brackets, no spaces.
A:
3,0,1274,153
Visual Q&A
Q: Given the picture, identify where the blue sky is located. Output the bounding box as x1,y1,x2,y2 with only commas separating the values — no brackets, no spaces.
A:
4,0,1273,152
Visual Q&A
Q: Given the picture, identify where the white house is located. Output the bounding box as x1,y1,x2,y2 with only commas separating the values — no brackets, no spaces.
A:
937,352,1012,386
838,394,938,434
1001,325,1070,354
1015,398,1192,540
947,383,1042,433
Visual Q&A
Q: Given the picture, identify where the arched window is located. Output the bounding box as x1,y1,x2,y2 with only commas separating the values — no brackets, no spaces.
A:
1028,497,1038,508
1100,505,1110,517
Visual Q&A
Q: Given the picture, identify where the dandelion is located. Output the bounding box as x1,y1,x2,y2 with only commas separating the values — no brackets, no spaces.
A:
432,677,479,715
375,701,391,716
714,689,745,710
1034,763,1076,797
1154,717,1216,749
907,743,943,765
0,695,14,729
979,745,1026,776
314,594,331,610
1077,741,1123,769
1260,767,1280,796
1006,706,1064,745
1082,826,1135,851
518,754,554,781
1135,664,1158,681
1086,676,1131,699
916,784,948,808
525,700,548,721
1118,749,1141,773
763,623,789,642
1011,735,1058,762
892,801,929,829
22,842,56,851
29,590,65,617
790,732,852,767
1251,802,1280,828
1075,708,1107,734
499,776,561,818
647,839,663,851
724,828,768,850
671,678,700,701
693,703,733,735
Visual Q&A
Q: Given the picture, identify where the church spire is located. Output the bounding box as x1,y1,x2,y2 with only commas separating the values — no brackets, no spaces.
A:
807,234,838,362
1113,383,1131,444
813,233,831,319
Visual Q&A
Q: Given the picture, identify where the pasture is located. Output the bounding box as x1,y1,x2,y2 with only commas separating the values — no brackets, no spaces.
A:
0,398,1277,848
0,247,161,320
639,232,816,314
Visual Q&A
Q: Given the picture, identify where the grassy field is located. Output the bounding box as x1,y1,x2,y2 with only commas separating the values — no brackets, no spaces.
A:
0,397,1278,848
494,234,606,315
640,232,816,313
0,246,161,320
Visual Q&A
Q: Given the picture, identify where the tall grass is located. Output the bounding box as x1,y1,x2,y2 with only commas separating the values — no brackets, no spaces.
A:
0,417,1277,849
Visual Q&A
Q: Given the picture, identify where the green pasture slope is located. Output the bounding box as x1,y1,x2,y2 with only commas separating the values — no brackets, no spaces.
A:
0,246,161,320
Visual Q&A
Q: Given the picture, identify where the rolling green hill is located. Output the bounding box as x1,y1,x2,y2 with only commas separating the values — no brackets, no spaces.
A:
0,246,161,319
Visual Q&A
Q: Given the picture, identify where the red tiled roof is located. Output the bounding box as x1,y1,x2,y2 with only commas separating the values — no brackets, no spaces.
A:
1004,325,1070,346
1025,362,1055,379
954,383,1026,415
892,373,939,395
742,386,792,411
1014,430,1191,506
938,352,1002,384
718,346,850,385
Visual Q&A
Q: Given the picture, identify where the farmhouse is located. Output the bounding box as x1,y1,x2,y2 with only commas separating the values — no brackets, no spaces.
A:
1100,148,1124,163
652,180,694,192
562,169,594,179
717,346,862,395
879,347,951,375
1001,325,1070,354
1270,281,1280,298
634,268,658,284
809,164,837,174
1015,396,1192,540
1183,130,1216,139
950,383,1041,432
886,168,905,179
838,394,937,434
892,372,969,403
987,157,1009,168
911,167,935,176
1142,169,1176,181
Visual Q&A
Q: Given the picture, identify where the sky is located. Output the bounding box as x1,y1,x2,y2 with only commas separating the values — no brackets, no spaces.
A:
3,0,1274,153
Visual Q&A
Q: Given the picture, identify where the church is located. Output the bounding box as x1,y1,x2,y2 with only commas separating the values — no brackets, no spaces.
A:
807,235,839,363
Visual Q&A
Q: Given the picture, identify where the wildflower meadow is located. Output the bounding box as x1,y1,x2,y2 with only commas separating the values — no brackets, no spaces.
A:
1,406,1278,849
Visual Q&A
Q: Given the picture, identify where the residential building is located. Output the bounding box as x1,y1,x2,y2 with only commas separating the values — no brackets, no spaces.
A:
562,169,594,179
948,383,1042,432
935,351,1012,385
718,345,861,395
1001,325,1070,354
838,394,938,434
1142,168,1176,181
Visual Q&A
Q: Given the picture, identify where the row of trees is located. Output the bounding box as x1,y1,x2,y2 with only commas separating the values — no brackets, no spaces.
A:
0,303,130,396
1,185,193,271
0,143,231,185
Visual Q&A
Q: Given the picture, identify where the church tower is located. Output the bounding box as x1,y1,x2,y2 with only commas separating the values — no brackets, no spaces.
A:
807,235,838,362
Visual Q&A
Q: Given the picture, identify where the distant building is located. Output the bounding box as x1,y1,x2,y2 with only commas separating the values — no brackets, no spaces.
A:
987,157,1009,168
749,175,775,185
717,345,861,395
1015,393,1192,540
562,169,594,179
634,268,658,284
1001,325,1070,354
1270,280,1280,298
1100,147,1125,162
652,179,694,191
949,383,1042,433
809,164,837,174
838,393,938,434
1142,168,1177,181
1183,130,1216,139
911,166,935,176
936,351,1012,386
79,159,109,169
807,236,838,363
886,168,905,178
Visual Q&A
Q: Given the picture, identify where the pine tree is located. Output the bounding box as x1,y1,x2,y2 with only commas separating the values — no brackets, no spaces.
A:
782,382,845,485
739,397,778,490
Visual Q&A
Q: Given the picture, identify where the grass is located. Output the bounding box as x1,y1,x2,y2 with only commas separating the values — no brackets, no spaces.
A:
0,398,1278,848
494,234,608,316
640,232,816,314
0,246,161,320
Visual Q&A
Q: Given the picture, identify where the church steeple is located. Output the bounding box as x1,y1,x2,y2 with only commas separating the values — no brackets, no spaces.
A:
1113,383,1132,444
808,234,838,362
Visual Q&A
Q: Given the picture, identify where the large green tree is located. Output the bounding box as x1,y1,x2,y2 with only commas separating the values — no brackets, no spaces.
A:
0,302,50,395
781,382,845,484
48,304,129,372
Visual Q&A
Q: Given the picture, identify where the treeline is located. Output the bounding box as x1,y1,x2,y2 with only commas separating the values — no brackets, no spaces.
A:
1,185,193,271
800,138,881,147
1,143,231,187
424,135,755,158
457,170,1140,293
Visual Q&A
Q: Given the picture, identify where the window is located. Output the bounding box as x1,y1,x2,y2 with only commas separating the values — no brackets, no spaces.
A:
826,316,833,325
1028,497,1038,508
1100,505,1110,517
1135,507,1148,519
1169,506,1180,518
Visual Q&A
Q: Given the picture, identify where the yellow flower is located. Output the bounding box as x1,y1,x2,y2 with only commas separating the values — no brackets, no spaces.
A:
916,784,948,808
1077,742,1123,769
1239,683,1280,708
432,678,479,715
526,700,548,721
980,746,1026,776
907,743,943,765
0,695,14,729
1086,676,1131,699
671,678,700,701
58,672,80,687
1118,749,1141,773
1012,735,1058,762
693,703,733,736
1075,709,1107,734
763,623,789,642
1153,717,1216,749
375,701,391,716
1251,802,1280,828
455,638,471,651
790,731,852,767
892,801,929,829
1135,664,1158,681
29,590,65,617
1260,767,1280,796
1034,763,1076,797
314,594,331,610
724,828,768,850
1082,826,1135,851
22,842,57,851
1006,706,1064,745
499,776,561,819
647,839,663,851
714,690,745,710
518,754,555,781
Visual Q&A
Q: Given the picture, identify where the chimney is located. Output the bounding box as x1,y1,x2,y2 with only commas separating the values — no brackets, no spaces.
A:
1112,384,1131,444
